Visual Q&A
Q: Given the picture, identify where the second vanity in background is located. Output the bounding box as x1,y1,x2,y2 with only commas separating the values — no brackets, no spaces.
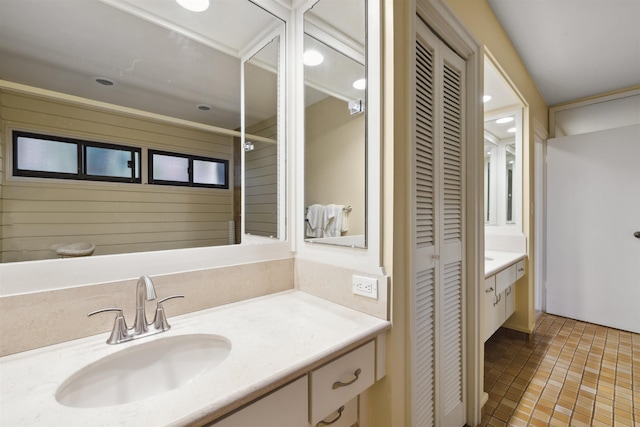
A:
484,250,526,341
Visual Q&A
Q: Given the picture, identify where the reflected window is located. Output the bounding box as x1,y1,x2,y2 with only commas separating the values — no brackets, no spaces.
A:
149,150,228,188
13,131,140,183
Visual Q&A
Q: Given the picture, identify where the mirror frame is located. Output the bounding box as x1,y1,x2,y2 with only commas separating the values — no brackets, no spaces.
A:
0,0,294,296
294,0,382,275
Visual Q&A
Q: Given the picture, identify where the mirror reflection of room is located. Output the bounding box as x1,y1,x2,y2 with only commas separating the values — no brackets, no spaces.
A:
0,0,283,263
483,56,522,229
484,113,518,226
303,0,367,248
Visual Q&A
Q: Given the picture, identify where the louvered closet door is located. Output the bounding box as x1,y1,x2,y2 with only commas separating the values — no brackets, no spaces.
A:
411,18,466,427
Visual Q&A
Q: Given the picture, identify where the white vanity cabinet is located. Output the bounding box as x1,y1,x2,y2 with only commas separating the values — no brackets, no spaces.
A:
484,259,525,341
209,340,375,427
211,376,308,427
310,340,375,426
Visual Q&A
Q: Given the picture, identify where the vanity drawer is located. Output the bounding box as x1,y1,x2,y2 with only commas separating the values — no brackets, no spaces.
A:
516,259,526,280
495,264,516,294
210,376,308,427
309,340,374,425
314,397,357,427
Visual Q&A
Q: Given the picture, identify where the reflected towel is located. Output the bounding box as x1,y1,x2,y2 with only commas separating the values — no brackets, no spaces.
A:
324,204,348,237
305,204,328,237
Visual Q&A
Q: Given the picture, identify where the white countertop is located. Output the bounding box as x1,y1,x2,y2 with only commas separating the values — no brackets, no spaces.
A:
485,250,526,278
0,290,390,427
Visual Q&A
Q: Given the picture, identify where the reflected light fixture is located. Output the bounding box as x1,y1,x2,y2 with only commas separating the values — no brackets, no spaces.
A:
175,0,209,12
95,77,115,86
483,95,492,103
353,78,366,90
303,50,324,66
496,117,514,124
507,127,516,133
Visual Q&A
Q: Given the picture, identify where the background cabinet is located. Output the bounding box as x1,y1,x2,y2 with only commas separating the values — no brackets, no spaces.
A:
484,260,523,341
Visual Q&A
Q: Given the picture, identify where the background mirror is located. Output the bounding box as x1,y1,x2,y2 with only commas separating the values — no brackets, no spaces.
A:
484,114,518,226
303,0,366,248
483,55,523,230
0,0,283,263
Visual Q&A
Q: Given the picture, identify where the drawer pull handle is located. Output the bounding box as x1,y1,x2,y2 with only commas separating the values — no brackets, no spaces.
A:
317,405,344,426
485,287,494,293
493,293,502,306
332,368,362,389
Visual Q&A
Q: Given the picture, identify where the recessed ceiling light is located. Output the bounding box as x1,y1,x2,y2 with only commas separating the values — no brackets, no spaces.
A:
95,77,115,86
353,78,366,90
507,127,516,133
303,50,324,66
175,0,209,12
483,95,492,103
496,117,514,124
197,104,212,111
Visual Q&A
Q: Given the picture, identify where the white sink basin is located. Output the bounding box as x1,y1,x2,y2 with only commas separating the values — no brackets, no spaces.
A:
56,334,231,408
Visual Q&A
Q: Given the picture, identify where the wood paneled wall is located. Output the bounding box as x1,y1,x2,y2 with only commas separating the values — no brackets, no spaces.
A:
244,117,278,238
1,90,234,262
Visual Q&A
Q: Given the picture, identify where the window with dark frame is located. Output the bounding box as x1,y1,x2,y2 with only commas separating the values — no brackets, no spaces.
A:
13,131,141,183
148,149,229,189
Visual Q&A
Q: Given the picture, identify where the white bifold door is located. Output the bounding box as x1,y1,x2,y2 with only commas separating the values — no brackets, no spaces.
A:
546,124,640,333
409,17,466,427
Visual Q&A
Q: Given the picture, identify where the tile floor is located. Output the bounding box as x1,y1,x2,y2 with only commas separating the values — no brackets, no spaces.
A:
480,312,639,427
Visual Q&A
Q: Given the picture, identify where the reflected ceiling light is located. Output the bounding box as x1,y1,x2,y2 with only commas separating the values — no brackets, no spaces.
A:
507,127,516,133
303,50,324,66
496,117,514,124
483,95,492,103
175,0,209,12
353,78,366,90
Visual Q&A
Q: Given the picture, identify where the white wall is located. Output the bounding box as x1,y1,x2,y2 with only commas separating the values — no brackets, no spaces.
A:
546,124,640,333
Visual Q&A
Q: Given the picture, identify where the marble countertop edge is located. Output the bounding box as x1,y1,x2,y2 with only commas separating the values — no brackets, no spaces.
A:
484,250,527,278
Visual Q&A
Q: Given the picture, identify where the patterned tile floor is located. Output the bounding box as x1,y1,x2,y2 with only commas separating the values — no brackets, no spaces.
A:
480,312,639,427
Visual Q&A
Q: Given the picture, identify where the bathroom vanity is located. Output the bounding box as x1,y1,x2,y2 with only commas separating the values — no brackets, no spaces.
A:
0,291,390,426
484,251,526,341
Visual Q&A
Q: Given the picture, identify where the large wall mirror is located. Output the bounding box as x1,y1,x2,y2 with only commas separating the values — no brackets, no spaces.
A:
303,0,367,248
483,56,523,232
0,0,285,264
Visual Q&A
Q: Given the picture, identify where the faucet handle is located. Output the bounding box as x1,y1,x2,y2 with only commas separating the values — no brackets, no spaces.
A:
88,308,130,345
153,295,185,332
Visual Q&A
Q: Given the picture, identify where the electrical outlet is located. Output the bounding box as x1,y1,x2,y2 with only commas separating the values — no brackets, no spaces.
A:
352,275,378,299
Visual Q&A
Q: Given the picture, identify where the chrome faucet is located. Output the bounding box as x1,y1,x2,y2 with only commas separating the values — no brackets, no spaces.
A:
88,275,184,344
133,275,157,335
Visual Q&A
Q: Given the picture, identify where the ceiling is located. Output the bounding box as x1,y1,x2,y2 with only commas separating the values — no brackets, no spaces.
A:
487,0,640,107
0,0,282,129
0,0,365,132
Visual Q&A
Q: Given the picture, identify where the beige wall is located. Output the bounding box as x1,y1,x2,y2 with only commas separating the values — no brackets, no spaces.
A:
305,96,366,236
1,89,235,262
445,0,549,335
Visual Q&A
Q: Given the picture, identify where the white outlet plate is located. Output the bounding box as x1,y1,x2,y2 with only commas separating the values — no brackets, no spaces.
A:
352,275,378,299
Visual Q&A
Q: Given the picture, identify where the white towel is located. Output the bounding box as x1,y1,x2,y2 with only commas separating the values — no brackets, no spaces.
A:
324,204,348,237
305,204,328,237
